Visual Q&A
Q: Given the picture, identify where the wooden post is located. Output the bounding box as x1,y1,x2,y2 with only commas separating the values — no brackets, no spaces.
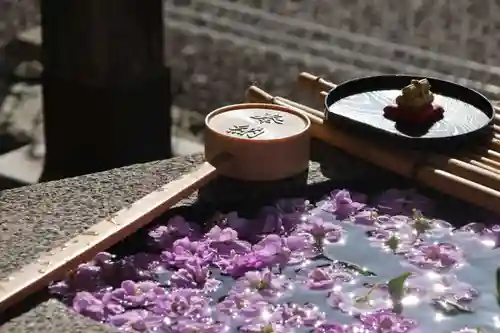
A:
40,0,172,181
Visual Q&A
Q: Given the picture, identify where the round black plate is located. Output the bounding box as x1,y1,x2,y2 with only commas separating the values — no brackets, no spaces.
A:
324,75,494,148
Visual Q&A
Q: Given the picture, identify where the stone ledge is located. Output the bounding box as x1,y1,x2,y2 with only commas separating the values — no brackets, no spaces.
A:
0,135,204,187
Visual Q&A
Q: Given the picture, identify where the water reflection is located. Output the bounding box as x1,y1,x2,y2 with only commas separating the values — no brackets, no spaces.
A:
49,190,500,333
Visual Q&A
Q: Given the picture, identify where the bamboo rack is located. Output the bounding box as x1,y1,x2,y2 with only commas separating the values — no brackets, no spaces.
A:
246,72,500,213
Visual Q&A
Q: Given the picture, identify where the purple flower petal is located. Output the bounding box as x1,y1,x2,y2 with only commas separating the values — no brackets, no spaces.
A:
359,310,417,333
319,190,366,219
73,291,106,321
231,269,291,301
405,243,463,271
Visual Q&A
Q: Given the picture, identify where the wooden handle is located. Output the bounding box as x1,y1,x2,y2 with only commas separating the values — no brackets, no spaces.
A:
468,154,500,170
298,72,336,91
246,86,324,124
298,72,337,92
0,155,231,311
245,85,275,104
275,97,324,120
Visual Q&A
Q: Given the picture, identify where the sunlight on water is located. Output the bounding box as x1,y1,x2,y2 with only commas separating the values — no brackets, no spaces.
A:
49,188,500,333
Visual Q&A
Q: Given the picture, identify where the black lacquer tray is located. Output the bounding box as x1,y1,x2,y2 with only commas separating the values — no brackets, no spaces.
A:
324,75,495,149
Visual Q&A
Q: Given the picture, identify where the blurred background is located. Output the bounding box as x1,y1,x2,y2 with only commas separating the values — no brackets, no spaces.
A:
1,0,500,189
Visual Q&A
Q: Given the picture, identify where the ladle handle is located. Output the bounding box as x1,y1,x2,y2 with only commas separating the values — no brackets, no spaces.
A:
0,154,232,312
246,86,324,124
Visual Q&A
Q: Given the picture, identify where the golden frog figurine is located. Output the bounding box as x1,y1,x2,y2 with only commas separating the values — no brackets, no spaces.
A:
395,79,434,109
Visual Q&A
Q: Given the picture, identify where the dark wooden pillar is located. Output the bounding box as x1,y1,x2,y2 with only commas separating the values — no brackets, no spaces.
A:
40,0,172,181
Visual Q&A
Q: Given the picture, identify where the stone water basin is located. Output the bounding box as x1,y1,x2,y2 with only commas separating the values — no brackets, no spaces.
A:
49,188,500,333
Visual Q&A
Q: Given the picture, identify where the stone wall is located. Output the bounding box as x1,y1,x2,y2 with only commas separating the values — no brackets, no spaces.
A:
226,0,500,66
165,0,500,114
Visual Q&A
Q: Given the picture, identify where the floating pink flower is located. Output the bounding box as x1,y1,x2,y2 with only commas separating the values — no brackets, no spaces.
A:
51,263,104,295
319,190,366,219
297,216,343,243
205,226,252,255
252,234,292,269
366,216,415,244
215,251,265,278
305,265,354,290
352,210,378,226
72,291,116,321
405,243,462,271
160,237,215,268
148,216,200,249
106,280,165,308
274,303,325,328
107,309,163,332
231,269,290,300
216,293,271,323
93,252,116,270
215,236,291,277
367,225,417,254
51,252,121,297
283,234,317,264
147,288,211,320
52,186,494,333
169,258,220,291
358,310,417,333
214,234,293,277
